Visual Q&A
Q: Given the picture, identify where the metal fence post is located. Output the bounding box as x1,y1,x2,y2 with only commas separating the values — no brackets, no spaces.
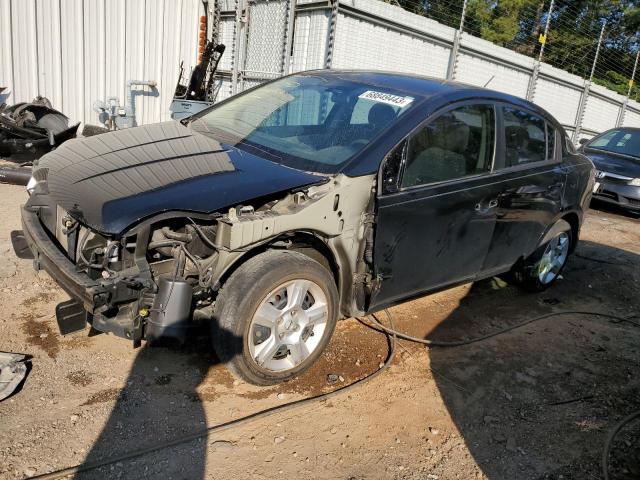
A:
572,21,606,143
230,0,244,95
446,0,468,81
616,50,639,127
281,0,296,76
324,0,340,69
526,0,554,101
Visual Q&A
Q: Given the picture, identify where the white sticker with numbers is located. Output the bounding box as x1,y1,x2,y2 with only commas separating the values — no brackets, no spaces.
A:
358,90,414,108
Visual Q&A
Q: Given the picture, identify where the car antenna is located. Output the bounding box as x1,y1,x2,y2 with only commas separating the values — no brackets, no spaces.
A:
483,75,495,88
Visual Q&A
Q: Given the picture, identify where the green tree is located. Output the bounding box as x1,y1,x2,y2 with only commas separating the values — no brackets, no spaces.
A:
395,0,639,96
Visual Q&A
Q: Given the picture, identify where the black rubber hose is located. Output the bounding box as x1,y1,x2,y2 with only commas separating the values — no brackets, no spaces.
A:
365,310,640,346
161,226,193,243
602,411,640,480
0,166,31,186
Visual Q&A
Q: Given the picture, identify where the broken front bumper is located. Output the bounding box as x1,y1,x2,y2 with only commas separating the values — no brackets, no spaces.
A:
15,206,146,340
19,205,101,312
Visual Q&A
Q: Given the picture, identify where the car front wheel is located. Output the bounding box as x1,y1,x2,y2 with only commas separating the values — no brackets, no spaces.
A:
211,250,338,385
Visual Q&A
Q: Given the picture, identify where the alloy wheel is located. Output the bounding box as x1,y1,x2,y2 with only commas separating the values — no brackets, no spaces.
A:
537,232,570,285
248,279,329,372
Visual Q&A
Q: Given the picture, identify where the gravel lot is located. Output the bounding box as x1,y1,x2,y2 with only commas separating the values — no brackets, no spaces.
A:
0,180,638,480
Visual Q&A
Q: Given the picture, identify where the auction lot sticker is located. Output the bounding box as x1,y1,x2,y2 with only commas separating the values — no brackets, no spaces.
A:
358,90,414,108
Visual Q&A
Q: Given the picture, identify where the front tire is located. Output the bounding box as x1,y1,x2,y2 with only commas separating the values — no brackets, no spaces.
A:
211,250,338,385
514,220,572,292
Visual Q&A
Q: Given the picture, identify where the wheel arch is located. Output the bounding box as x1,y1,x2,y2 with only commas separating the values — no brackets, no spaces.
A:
560,211,581,253
213,230,344,308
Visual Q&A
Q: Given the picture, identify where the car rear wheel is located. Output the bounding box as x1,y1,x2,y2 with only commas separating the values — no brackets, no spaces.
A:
211,250,338,385
514,220,572,292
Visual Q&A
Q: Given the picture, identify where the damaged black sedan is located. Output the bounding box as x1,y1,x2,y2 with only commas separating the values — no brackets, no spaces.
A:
13,71,594,385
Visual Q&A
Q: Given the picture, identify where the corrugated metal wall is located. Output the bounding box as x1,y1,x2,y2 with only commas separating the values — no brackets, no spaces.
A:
0,0,202,126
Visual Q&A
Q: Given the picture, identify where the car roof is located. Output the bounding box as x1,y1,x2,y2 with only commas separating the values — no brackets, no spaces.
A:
304,69,546,103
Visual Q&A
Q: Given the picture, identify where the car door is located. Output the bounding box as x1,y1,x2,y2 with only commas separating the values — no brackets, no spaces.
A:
369,102,503,310
480,105,567,274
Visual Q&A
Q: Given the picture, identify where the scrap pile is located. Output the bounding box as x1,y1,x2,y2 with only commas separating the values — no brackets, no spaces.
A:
0,94,79,159
170,0,225,120
0,352,29,401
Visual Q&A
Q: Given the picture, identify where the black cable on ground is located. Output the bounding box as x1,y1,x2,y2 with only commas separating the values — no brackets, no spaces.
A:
28,309,639,479
602,411,640,480
364,310,640,346
29,312,397,480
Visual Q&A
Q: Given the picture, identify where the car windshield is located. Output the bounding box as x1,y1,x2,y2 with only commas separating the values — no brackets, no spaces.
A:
586,129,640,160
191,75,417,173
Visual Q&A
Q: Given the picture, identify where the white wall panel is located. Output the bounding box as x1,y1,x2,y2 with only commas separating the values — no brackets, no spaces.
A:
582,96,622,133
35,0,63,108
2,0,202,126
0,0,15,104
332,14,450,78
10,0,38,104
60,0,85,123
532,77,583,127
622,108,640,128
455,52,530,98
83,0,106,126
291,10,329,72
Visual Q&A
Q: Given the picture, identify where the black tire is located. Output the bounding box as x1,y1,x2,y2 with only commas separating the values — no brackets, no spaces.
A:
211,250,338,385
513,219,572,292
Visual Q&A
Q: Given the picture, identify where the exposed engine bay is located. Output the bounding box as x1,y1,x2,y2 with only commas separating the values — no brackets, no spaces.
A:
39,174,376,345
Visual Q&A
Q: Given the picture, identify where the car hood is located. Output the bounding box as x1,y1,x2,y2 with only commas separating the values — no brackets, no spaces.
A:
584,149,640,178
34,121,325,236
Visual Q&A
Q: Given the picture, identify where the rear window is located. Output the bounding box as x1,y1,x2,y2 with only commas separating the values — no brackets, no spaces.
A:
504,107,547,166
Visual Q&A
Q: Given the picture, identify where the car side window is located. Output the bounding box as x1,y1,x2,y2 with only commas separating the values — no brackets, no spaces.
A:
401,104,495,188
504,107,547,166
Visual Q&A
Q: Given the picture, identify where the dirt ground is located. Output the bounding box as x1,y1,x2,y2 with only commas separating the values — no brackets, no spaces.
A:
0,181,638,480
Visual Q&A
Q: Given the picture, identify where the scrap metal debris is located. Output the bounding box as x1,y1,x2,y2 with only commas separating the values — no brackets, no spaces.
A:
0,95,79,159
170,0,226,120
0,166,32,186
0,352,30,401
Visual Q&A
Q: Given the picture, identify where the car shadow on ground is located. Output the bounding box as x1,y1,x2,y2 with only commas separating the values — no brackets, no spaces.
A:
425,240,640,479
76,322,239,479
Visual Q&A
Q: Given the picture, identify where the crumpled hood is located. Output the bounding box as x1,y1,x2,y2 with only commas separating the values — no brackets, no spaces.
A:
585,149,640,178
34,121,324,236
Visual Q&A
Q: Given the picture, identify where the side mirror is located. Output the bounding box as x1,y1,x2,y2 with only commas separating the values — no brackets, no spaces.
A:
578,138,589,146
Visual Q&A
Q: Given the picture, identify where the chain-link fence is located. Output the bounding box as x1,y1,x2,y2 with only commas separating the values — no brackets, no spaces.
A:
395,0,639,129
399,0,639,97
211,0,639,142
